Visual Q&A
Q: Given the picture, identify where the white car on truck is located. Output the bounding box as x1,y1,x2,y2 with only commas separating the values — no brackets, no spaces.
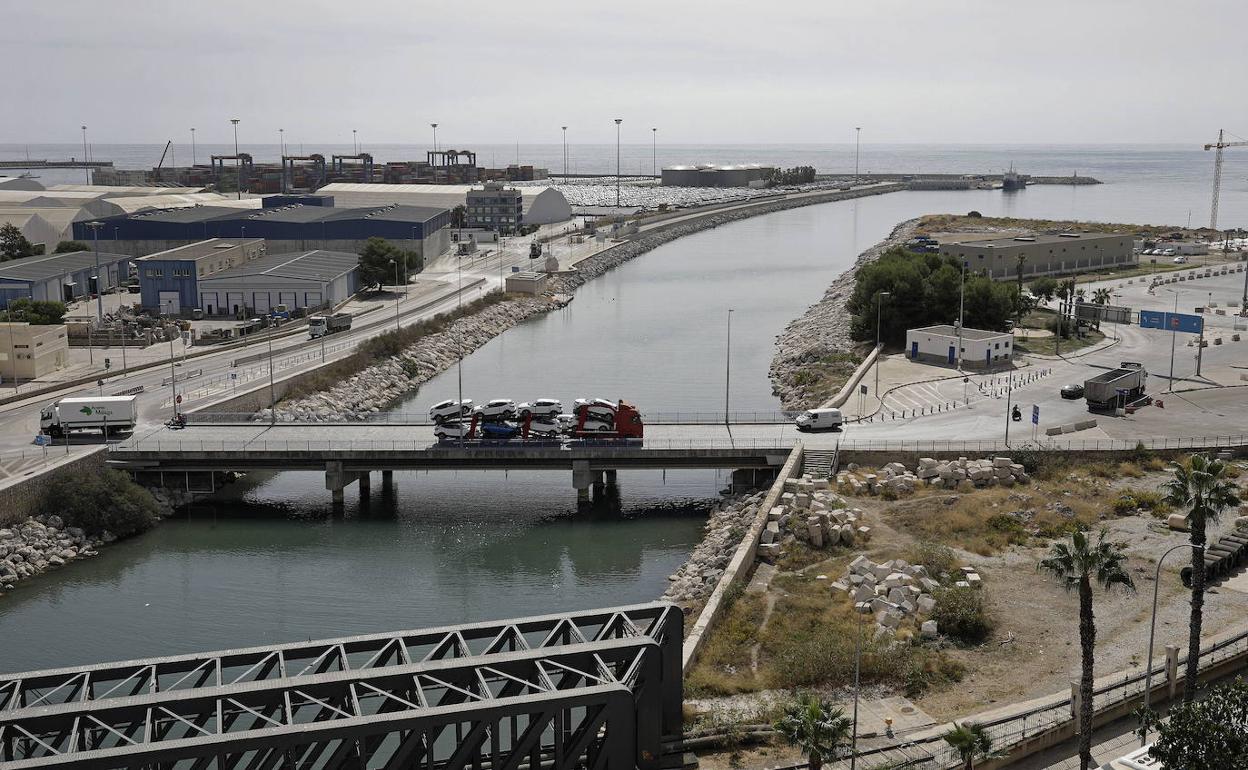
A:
40,395,139,438
473,399,517,421
517,399,562,420
429,399,472,423
794,408,843,432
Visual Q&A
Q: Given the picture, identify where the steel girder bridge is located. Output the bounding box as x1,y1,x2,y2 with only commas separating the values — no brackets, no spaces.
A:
0,604,683,770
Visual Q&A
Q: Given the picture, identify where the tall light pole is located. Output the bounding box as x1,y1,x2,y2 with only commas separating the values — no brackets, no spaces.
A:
651,127,657,180
86,221,104,323
431,123,438,153
266,326,276,425
230,118,241,200
352,129,358,154
1165,289,1179,392
1140,542,1201,746
278,128,286,193
561,126,568,181
724,309,733,425
957,260,967,370
390,258,401,332
875,291,890,399
849,608,864,770
614,119,623,208
190,127,196,166
164,299,178,422
80,125,89,183
854,127,861,180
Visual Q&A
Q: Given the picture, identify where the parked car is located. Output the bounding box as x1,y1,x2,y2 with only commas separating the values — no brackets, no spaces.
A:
517,398,563,420
479,422,520,440
1172,255,1188,264
1060,383,1085,399
573,398,617,422
434,420,469,441
473,399,517,421
429,399,473,423
527,418,563,436
1162,248,1177,257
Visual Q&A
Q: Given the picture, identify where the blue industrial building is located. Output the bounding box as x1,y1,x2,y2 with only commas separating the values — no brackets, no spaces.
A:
72,203,453,260
134,238,267,314
0,250,131,310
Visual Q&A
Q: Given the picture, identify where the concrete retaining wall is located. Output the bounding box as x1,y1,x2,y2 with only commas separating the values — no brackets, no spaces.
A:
0,447,107,527
682,444,803,672
823,343,883,409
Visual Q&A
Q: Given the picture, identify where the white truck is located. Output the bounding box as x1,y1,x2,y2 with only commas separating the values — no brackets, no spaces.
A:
40,396,139,437
308,312,352,339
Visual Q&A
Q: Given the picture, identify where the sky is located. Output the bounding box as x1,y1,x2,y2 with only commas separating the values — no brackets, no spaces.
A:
2,0,1247,146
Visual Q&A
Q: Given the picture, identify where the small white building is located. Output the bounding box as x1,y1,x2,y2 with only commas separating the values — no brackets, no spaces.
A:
906,324,1013,369
504,271,548,295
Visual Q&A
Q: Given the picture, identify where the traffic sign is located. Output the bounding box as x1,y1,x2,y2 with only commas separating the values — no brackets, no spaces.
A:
230,372,237,380
175,394,183,404
1031,405,1039,425
104,358,111,370
860,384,868,395
34,434,49,447
1139,310,1203,334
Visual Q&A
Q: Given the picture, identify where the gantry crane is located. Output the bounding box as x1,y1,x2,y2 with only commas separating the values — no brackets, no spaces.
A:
1204,129,1248,230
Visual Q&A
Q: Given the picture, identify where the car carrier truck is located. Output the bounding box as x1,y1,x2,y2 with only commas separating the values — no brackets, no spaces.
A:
1084,362,1147,411
39,395,138,437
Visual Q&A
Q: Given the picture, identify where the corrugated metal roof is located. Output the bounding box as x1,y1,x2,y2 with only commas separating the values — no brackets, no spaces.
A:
0,206,89,231
198,249,358,283
102,193,262,215
45,185,205,196
0,250,130,282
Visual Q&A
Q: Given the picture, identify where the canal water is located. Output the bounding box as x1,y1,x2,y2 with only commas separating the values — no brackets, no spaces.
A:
0,175,1229,672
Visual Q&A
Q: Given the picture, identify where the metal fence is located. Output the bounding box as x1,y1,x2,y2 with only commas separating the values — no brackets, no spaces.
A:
184,410,801,426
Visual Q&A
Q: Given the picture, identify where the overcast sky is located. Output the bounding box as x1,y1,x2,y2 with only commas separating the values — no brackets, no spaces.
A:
2,0,1246,146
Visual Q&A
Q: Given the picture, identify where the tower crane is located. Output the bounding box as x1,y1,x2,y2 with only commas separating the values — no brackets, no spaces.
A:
1204,129,1248,230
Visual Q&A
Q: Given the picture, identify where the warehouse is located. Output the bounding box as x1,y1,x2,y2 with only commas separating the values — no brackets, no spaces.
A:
72,203,453,259
134,238,267,314
661,164,775,188
0,206,91,246
939,232,1135,279
317,183,573,226
0,249,131,310
195,249,359,318
0,176,46,191
905,324,1013,369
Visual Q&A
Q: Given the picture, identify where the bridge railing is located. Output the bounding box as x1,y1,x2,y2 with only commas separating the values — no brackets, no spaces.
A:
108,438,806,453
184,410,802,425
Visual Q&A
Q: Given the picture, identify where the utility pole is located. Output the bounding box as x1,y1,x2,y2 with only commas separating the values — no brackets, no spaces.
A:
1166,290,1179,392
230,118,241,200
353,128,358,154
957,261,966,370
651,127,657,180
190,127,196,166
614,119,623,208
724,309,733,425
86,221,104,323
81,125,89,183
431,123,438,154
875,291,890,398
849,608,863,770
561,126,568,181
854,126,861,179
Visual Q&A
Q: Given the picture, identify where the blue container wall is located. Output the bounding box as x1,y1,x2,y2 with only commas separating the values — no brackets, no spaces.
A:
0,285,34,310
137,260,198,311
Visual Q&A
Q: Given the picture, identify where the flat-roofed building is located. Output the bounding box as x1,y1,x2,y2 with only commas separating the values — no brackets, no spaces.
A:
0,249,131,310
317,183,572,226
196,249,359,318
906,324,1014,369
135,238,267,314
0,322,69,381
467,182,524,232
504,271,548,294
938,232,1134,279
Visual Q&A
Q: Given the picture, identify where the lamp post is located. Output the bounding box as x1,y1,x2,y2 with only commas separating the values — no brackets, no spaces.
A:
561,126,568,181
190,127,196,166
724,309,733,425
651,127,657,180
854,127,861,180
164,299,178,421
431,123,438,153
849,607,864,770
230,118,242,200
5,319,16,391
352,128,358,154
266,325,276,425
875,291,890,400
614,119,623,208
1140,543,1201,746
81,125,89,183
1164,289,1179,392
957,260,967,370
86,221,104,323
390,258,401,332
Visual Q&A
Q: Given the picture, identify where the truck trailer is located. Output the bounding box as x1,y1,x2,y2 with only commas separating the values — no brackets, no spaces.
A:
40,395,139,437
308,312,352,339
1084,362,1147,411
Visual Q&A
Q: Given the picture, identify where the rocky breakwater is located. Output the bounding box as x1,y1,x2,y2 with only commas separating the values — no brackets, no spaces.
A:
663,492,766,606
769,218,921,410
0,515,107,591
262,296,557,421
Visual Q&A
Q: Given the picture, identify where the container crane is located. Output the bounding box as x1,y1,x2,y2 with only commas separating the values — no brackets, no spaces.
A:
1204,129,1248,230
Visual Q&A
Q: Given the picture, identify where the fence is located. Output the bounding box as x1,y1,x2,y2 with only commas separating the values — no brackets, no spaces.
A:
184,410,801,426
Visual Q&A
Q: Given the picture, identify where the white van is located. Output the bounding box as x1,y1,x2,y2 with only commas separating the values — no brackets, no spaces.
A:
1097,745,1156,769
794,408,843,432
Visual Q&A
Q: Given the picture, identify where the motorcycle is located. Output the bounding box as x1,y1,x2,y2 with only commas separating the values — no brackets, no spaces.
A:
1011,406,1022,422
165,414,187,430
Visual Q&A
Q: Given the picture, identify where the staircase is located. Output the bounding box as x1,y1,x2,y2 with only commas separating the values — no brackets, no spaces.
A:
803,449,836,478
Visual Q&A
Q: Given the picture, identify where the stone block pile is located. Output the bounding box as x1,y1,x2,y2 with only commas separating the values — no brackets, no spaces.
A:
830,556,984,640
664,492,766,604
757,475,870,563
838,456,1030,496
0,515,107,590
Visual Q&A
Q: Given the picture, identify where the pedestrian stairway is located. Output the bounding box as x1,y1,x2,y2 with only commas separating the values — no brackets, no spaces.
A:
803,449,836,478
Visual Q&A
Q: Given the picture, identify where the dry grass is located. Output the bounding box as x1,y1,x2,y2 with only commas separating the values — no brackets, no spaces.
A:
685,589,767,697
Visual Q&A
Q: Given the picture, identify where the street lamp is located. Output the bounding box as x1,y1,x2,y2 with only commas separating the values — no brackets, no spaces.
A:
1140,543,1202,746
561,126,568,181
431,123,438,153
614,119,623,208
190,127,196,166
390,258,401,332
875,291,890,400
163,299,179,422
724,309,733,425
854,127,861,180
230,118,241,200
80,125,89,183
85,221,104,323
957,260,967,370
1163,288,1179,392
651,127,657,180
849,607,865,770
352,128,358,154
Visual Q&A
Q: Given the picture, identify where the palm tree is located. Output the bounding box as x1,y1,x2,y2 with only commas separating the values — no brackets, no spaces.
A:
1038,529,1135,769
941,722,999,770
1163,454,1242,702
1090,288,1112,329
773,694,853,770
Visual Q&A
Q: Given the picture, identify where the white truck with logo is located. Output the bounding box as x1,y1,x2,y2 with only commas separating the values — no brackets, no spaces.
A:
39,396,139,437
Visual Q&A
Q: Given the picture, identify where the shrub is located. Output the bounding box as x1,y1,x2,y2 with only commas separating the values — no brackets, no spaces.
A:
903,541,959,578
932,586,995,645
42,469,159,537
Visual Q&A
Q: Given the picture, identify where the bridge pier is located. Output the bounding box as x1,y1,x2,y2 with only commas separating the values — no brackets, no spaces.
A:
572,461,593,507
325,461,350,507
381,470,394,492
358,472,371,499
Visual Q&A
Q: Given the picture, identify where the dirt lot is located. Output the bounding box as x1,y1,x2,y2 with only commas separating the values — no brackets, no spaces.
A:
689,460,1248,723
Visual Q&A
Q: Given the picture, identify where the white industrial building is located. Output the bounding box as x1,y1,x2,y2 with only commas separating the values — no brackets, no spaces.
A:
317,183,573,225
0,175,43,191
905,324,1014,369
195,249,359,318
100,193,263,216
0,207,90,246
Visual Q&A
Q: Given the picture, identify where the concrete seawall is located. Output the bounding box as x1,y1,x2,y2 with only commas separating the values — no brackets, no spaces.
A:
0,448,107,527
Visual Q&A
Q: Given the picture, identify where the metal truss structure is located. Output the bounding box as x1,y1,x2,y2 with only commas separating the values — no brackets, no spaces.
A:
0,604,682,770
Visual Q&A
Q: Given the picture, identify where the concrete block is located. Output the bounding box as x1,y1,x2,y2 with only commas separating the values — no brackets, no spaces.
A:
856,525,872,541
877,610,900,629
917,594,937,614
830,580,849,593
887,587,907,605
955,580,971,589
853,584,876,602
872,563,893,579
806,518,824,548
921,620,939,639
757,543,781,562
783,479,800,493
840,523,855,545
920,577,940,592
993,456,1013,468
768,506,785,522
966,573,983,589
761,521,781,545
794,493,811,510
849,554,872,573
1167,513,1190,531
855,601,873,614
